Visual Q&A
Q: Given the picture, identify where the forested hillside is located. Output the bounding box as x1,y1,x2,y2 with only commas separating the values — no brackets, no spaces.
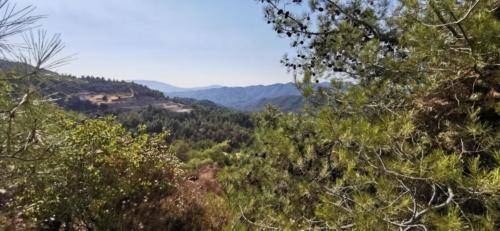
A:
2,60,181,111
2,60,254,151
246,95,306,112
114,98,254,151
1,0,499,230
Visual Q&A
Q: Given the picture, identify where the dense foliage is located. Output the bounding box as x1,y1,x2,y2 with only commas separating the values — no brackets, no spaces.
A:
115,98,254,149
221,0,499,230
247,95,306,112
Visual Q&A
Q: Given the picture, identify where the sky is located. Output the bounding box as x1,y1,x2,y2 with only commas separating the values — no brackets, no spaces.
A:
13,0,293,87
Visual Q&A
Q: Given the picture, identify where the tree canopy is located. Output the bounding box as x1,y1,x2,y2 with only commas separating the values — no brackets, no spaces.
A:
221,0,499,230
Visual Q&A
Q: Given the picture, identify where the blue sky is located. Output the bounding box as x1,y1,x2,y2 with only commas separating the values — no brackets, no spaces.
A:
14,0,293,87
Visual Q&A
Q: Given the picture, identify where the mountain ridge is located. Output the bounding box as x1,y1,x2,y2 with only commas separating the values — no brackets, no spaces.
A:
140,81,307,112
133,80,223,93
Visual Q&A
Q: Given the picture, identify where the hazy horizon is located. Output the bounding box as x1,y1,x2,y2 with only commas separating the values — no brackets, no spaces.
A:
132,79,301,89
13,0,294,88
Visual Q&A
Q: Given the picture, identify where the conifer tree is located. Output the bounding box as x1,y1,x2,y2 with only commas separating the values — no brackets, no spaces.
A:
223,1,499,229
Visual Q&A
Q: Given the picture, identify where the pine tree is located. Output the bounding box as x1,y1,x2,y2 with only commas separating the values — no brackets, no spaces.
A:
223,0,499,229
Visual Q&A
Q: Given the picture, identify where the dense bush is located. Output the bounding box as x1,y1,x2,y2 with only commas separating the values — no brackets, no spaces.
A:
11,118,182,229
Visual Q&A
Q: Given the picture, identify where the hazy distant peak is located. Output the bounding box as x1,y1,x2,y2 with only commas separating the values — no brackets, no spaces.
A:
133,80,223,93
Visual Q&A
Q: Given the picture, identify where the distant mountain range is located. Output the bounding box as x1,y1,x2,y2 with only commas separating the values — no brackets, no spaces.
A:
134,80,223,93
137,80,309,112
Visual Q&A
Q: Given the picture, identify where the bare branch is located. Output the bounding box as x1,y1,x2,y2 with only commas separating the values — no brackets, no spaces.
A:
422,0,480,27
407,186,454,224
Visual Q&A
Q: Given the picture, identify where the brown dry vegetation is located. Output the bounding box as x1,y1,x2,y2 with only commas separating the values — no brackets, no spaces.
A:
415,68,500,134
121,164,228,231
